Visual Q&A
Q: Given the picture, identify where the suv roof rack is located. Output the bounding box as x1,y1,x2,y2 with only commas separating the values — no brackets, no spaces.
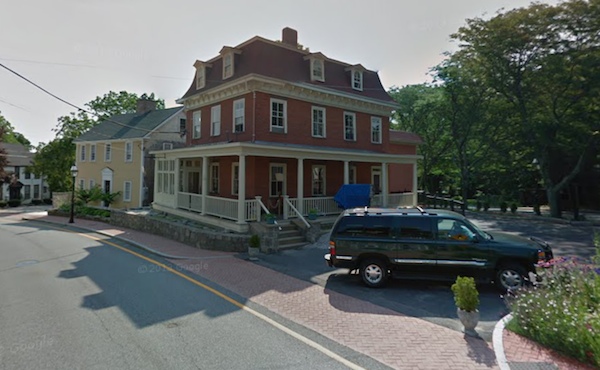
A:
416,206,428,215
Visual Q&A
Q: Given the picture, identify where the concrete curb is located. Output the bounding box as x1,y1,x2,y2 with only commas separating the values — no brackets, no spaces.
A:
493,313,513,370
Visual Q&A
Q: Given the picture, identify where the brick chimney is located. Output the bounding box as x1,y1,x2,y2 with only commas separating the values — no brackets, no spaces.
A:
136,98,157,115
282,27,298,46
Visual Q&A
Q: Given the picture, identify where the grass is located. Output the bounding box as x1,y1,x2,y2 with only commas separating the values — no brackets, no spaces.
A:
506,238,600,368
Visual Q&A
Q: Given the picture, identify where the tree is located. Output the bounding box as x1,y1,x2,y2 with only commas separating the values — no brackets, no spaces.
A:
451,0,600,217
0,126,8,179
30,139,75,193
0,111,31,149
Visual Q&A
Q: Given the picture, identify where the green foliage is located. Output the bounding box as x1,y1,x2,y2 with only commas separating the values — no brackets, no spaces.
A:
500,201,508,213
0,111,31,149
101,191,121,207
249,234,260,249
507,257,600,367
476,200,482,211
77,185,103,205
7,199,21,207
451,276,480,312
30,138,75,192
0,201,6,208
510,202,518,214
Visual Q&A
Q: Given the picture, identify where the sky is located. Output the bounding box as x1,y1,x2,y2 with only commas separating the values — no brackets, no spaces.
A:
1,0,558,147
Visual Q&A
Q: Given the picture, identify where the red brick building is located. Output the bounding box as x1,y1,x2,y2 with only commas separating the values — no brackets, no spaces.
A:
152,28,422,233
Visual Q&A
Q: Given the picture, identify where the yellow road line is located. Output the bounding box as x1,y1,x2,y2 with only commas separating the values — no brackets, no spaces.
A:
73,230,366,370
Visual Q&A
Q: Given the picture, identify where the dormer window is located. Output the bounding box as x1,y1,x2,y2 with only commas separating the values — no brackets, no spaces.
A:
223,53,233,79
352,70,363,91
193,60,212,90
305,53,326,82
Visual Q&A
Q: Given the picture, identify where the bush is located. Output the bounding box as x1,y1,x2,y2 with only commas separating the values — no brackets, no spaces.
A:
507,256,600,368
510,202,518,214
8,199,21,207
43,198,53,205
500,201,508,213
0,201,6,208
476,200,482,211
533,203,541,216
483,201,490,212
451,276,480,312
32,199,43,205
249,234,260,249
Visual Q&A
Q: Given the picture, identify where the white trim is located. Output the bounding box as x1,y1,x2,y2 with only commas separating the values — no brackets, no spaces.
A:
232,162,239,195
90,144,96,162
210,162,220,194
269,163,286,197
80,144,86,162
211,105,221,136
352,70,363,91
196,65,205,89
343,112,356,141
162,142,173,150
222,52,234,79
311,164,326,196
371,116,382,144
233,98,245,133
123,181,132,202
104,143,112,162
192,110,201,139
493,314,512,370
311,106,326,138
310,58,325,82
124,141,133,162
270,98,287,133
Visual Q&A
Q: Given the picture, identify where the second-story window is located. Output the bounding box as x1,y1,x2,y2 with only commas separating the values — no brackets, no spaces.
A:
90,144,96,161
233,99,245,133
125,141,133,162
193,111,201,139
312,107,326,138
163,142,173,150
179,118,186,135
211,105,221,136
371,117,382,144
352,70,363,91
344,112,356,141
196,66,205,89
223,53,233,79
311,59,324,82
80,144,86,161
105,143,111,162
270,99,287,133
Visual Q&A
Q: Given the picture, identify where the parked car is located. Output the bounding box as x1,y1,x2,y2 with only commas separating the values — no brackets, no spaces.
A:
324,207,553,291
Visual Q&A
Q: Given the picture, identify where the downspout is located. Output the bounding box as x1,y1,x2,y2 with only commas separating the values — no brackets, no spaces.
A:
252,90,256,143
139,139,145,208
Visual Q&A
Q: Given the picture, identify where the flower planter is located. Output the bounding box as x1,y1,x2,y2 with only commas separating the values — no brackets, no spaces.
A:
457,308,480,332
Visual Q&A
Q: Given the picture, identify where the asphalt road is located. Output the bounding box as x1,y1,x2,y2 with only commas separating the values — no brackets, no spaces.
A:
254,213,599,342
0,216,389,370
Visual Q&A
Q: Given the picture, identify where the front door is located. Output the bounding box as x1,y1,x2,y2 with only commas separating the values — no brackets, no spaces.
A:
103,180,111,207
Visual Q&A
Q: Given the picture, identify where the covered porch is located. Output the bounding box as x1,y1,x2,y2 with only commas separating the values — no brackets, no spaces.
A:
152,141,420,233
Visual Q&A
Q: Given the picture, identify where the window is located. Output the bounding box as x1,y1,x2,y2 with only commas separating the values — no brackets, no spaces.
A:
157,159,175,195
437,219,476,241
23,185,31,199
312,107,326,138
232,163,239,195
33,184,40,199
335,216,395,238
123,181,132,202
233,99,245,133
371,117,382,144
269,164,285,197
90,144,96,161
79,179,85,189
125,141,133,162
223,53,233,79
89,179,95,189
196,66,205,89
371,167,381,194
80,144,86,161
179,118,186,135
352,70,363,91
210,163,219,193
105,143,112,162
270,99,287,133
162,142,173,150
311,59,324,82
312,165,326,196
24,172,31,180
398,218,433,239
344,112,356,141
211,105,221,136
349,166,357,184
192,111,201,139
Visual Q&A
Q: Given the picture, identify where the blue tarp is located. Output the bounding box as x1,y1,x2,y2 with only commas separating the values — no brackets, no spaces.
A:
334,184,371,209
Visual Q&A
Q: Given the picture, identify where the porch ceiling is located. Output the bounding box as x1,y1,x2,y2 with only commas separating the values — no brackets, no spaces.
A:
151,141,421,164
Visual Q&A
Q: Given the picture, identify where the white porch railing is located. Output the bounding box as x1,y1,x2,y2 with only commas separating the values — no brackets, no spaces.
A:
178,192,202,212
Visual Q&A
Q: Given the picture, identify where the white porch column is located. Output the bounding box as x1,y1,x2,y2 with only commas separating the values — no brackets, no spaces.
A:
382,162,389,207
174,157,180,208
297,157,304,215
413,161,418,206
237,154,246,224
201,156,208,215
343,161,349,184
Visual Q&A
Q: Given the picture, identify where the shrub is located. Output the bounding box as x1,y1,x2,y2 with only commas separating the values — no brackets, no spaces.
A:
451,276,480,312
43,198,53,205
476,200,482,211
483,201,490,212
510,202,518,214
31,199,43,205
249,234,260,249
500,201,508,213
8,199,21,207
533,203,541,216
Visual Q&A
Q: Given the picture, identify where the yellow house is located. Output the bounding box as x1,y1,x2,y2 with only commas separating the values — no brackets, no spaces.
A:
74,99,185,209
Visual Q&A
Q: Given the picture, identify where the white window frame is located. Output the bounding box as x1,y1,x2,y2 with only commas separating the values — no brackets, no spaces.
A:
311,106,326,138
344,112,356,141
90,144,96,162
104,143,111,162
270,98,287,133
125,141,133,162
210,163,219,194
352,70,363,91
371,117,382,144
123,181,132,202
192,110,201,139
311,165,326,196
80,144,86,162
232,163,239,195
89,179,95,189
196,66,205,89
223,53,233,79
311,59,324,82
211,105,221,136
162,142,173,150
233,98,245,133
79,179,85,190
349,165,357,184
269,163,286,197
157,159,175,195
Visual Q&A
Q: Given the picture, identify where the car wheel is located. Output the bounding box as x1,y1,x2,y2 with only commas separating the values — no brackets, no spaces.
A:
496,264,527,291
360,259,388,288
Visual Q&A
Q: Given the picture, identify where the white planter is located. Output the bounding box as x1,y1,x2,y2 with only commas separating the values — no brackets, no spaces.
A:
248,246,260,258
457,308,480,332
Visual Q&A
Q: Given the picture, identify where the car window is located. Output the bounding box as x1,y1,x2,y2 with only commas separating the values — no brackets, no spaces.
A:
334,216,395,238
437,218,476,241
398,217,432,239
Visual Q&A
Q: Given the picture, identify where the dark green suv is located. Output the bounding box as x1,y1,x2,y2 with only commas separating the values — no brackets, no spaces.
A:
324,207,553,291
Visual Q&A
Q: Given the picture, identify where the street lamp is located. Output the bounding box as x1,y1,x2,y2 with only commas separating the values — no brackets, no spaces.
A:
68,164,78,223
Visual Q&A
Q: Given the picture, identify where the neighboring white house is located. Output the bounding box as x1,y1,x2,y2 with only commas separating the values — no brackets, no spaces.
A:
0,143,50,203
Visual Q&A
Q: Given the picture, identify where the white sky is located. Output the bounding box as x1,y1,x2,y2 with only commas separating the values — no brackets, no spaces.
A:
1,0,557,147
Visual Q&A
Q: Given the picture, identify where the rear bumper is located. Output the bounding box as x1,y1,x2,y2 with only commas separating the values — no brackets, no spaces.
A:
324,254,356,269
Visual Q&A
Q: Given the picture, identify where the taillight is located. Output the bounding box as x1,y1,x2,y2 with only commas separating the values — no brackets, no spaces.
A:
537,249,546,261
329,241,336,256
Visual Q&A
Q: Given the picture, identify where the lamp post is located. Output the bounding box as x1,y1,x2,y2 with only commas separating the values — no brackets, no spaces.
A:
68,165,78,223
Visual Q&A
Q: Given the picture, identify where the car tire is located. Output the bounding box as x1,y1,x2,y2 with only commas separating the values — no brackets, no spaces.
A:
360,259,388,288
495,263,528,291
